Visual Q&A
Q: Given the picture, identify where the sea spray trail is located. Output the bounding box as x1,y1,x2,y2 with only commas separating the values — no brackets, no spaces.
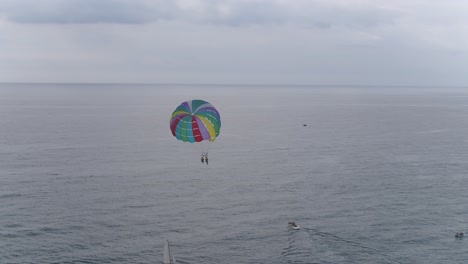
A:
282,227,345,264
282,227,403,264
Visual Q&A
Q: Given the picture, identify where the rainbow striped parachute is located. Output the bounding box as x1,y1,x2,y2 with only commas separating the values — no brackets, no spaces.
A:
170,99,221,143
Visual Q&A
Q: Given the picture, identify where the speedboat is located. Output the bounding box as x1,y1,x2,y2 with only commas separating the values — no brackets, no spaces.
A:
288,221,300,230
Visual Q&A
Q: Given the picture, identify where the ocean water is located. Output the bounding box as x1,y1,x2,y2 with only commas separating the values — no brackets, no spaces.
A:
1,83,468,264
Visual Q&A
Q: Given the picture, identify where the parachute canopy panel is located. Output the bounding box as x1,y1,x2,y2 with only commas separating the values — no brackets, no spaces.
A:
170,99,221,143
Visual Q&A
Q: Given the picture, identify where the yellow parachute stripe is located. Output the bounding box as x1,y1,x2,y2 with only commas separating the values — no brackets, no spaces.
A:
171,110,190,119
198,115,216,141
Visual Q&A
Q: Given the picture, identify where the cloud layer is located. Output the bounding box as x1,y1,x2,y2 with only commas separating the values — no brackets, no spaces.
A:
0,0,467,85
0,0,400,27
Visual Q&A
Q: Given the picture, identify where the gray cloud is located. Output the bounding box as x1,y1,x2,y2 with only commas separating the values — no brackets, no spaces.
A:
0,0,467,85
0,0,399,29
0,0,172,24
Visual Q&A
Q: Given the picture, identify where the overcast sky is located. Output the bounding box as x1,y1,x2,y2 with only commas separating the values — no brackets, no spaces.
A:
0,0,467,85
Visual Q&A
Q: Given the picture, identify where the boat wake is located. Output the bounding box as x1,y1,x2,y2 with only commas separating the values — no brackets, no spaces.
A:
281,228,402,264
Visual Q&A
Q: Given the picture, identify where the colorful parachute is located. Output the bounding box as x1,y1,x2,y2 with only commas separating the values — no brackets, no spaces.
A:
170,99,221,143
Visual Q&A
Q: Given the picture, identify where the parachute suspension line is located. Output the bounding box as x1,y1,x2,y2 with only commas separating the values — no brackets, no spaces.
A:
200,141,210,157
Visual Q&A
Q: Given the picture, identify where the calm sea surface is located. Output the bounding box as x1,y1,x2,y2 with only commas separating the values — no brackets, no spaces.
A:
1,84,468,264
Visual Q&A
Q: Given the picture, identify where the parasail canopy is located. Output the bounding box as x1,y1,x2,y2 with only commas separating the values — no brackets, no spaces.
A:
169,99,221,143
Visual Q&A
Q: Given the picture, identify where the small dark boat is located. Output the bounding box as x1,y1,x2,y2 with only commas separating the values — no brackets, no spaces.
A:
288,221,300,230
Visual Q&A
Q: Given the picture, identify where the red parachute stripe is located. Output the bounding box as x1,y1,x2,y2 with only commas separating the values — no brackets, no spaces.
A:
170,115,184,136
192,116,203,142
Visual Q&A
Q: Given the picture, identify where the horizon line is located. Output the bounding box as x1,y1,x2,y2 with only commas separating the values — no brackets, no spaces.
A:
0,82,467,88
